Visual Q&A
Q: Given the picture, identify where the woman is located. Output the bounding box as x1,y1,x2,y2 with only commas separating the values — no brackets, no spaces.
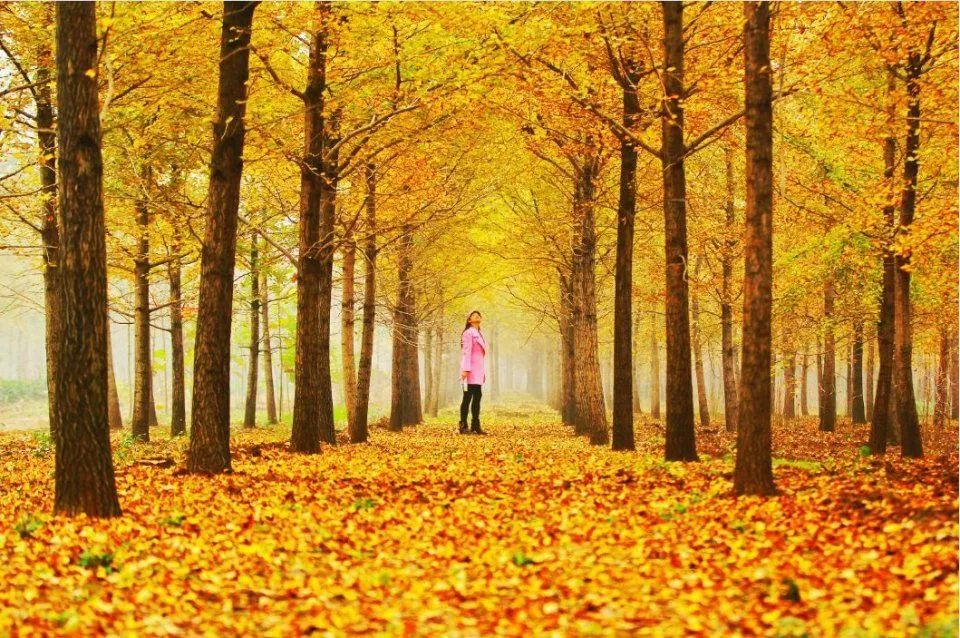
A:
459,310,487,434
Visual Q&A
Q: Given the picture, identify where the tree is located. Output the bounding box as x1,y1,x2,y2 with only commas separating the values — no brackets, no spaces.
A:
52,0,121,517
187,1,259,473
733,0,775,497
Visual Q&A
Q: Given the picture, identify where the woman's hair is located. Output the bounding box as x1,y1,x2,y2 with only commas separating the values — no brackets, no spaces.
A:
462,310,482,334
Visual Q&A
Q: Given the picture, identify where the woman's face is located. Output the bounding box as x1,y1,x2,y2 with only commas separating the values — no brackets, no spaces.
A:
469,312,482,327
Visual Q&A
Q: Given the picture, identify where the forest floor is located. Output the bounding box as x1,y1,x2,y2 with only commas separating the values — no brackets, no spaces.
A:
0,399,956,636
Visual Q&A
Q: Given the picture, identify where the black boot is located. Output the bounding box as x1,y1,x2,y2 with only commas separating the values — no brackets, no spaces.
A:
470,419,485,435
458,420,469,435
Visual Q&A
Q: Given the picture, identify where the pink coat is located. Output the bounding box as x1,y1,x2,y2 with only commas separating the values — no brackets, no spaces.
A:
460,326,487,385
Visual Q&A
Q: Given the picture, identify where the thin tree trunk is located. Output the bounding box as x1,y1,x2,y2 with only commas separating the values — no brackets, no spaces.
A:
291,4,330,453
720,144,739,432
782,352,796,419
316,113,340,445
632,310,643,414
650,313,661,420
243,233,259,428
559,272,577,426
734,0,775,496
131,166,153,441
799,350,809,417
36,22,62,440
260,270,277,424
893,53,923,458
661,0,696,461
188,1,257,473
53,1,121,517
865,336,874,423
423,327,434,415
341,227,357,427
950,329,959,420
870,72,898,455
934,324,950,427
852,320,866,423
571,156,608,445
168,225,186,436
691,286,710,428
819,278,836,432
107,330,123,430
611,57,640,450
351,162,376,443
389,223,422,430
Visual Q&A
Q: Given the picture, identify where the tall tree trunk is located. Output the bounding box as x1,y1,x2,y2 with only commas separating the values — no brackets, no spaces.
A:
611,61,640,450
36,24,62,440
799,350,809,417
423,326,434,414
351,162,377,444
316,114,341,445
571,157,608,445
168,225,186,436
852,320,866,423
720,144,739,432
260,271,277,424
734,0,775,496
782,352,796,419
934,324,950,427
650,313,661,420
53,1,121,517
243,233,259,428
892,55,924,458
188,1,258,473
291,4,330,453
131,166,153,441
433,321,443,414
559,272,577,426
661,1,697,461
341,227,357,427
865,336,874,422
869,72,898,454
691,286,710,428
389,223,422,430
632,310,643,415
107,330,123,430
819,278,837,432
950,329,959,420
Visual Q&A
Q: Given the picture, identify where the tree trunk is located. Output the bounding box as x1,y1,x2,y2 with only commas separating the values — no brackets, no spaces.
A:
243,233,259,428
894,56,924,458
819,278,836,432
611,61,640,450
559,272,577,426
865,336,874,422
131,167,153,441
632,310,643,415
782,352,796,419
733,0,775,496
389,223,422,430
869,72,897,455
168,225,186,436
934,324,950,427
423,327,434,414
188,1,257,473
291,5,330,454
852,320,866,423
650,313,661,420
53,1,121,517
571,156,608,445
691,286,710,428
950,329,959,420
341,227,357,428
107,330,123,430
36,26,62,441
720,144,739,432
351,162,377,444
661,1,697,461
260,270,277,424
799,350,809,417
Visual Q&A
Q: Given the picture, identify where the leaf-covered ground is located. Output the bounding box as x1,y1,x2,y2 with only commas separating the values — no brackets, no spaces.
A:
0,401,956,636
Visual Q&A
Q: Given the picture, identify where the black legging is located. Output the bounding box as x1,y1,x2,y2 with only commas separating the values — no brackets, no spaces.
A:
460,384,482,424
